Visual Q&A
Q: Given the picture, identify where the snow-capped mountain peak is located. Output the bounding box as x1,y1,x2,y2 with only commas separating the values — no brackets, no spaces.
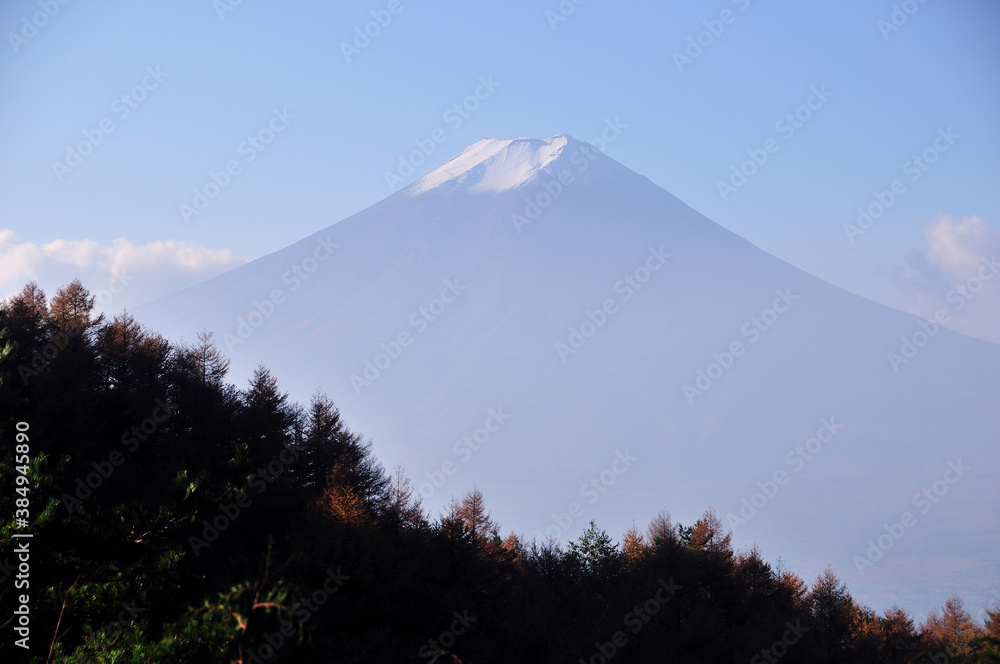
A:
138,137,1000,619
408,134,585,195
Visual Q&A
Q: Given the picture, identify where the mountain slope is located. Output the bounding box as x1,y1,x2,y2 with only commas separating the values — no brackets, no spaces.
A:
138,136,1000,618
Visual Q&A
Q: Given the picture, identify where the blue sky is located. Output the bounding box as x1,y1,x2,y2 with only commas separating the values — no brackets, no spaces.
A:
1,0,998,332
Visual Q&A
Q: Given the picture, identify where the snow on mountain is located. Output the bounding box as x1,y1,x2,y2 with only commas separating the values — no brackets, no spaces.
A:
136,135,1000,618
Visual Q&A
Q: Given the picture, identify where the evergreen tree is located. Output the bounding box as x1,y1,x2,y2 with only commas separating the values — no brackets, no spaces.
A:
568,520,619,581
809,567,860,663
4,279,992,664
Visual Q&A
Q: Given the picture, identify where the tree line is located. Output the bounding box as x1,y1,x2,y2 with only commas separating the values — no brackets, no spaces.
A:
1,280,998,663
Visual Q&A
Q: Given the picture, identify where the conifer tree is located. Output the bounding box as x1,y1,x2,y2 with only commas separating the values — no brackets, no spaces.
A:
621,524,647,568
383,465,427,534
809,567,860,662
568,520,619,581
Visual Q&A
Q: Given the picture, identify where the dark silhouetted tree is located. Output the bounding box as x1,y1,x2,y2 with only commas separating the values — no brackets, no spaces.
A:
809,567,859,663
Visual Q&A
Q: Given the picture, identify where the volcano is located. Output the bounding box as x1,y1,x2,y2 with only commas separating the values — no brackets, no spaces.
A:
137,135,1000,617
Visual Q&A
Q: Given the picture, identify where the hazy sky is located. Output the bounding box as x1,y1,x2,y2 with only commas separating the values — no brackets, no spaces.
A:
1,0,998,339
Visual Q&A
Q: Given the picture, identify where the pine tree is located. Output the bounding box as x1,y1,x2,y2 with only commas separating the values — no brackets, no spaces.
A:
736,546,774,601
879,605,920,663
568,520,619,581
95,312,170,393
5,281,48,351
809,567,859,663
299,392,347,492
240,364,293,468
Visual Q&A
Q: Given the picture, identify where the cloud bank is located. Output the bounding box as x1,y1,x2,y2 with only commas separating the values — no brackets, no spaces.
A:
0,230,248,314
891,215,1000,344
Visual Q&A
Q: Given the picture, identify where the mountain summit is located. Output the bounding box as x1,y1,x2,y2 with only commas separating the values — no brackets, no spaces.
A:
138,138,1000,618
408,135,631,195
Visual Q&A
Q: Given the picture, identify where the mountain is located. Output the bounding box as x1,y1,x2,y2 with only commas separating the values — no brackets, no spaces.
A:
137,135,1000,618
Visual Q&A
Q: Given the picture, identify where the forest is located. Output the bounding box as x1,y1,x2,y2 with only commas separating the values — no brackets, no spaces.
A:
1,280,998,663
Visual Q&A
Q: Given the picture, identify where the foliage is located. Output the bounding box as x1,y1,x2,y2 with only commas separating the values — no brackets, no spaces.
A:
1,281,996,663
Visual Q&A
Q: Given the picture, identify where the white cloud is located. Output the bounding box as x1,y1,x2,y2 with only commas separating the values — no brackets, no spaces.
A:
0,230,248,313
890,215,1000,345
922,215,1000,277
